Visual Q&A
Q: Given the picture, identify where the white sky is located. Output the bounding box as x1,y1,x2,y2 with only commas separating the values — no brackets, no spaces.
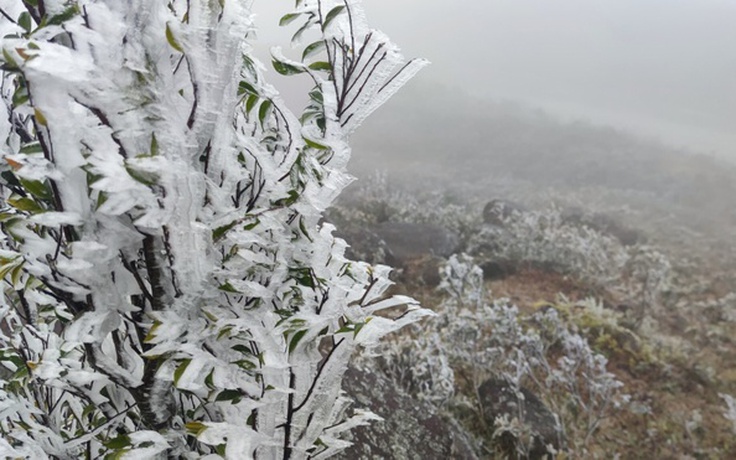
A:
252,0,736,158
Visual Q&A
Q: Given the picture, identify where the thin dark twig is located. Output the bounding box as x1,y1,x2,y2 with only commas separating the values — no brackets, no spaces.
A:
343,0,356,56
339,32,372,96
72,98,128,158
339,52,387,121
292,338,345,413
341,41,384,106
377,59,415,94
185,56,198,129
0,7,17,23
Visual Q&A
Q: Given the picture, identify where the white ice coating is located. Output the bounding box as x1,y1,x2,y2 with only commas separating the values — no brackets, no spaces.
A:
0,0,427,457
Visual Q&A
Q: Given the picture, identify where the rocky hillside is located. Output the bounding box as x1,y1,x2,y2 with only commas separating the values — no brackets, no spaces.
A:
330,101,736,458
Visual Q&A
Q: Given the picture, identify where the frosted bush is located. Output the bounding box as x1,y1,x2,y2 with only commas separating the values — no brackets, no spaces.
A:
469,205,630,285
335,171,480,241
720,393,736,434
375,254,629,454
0,1,429,458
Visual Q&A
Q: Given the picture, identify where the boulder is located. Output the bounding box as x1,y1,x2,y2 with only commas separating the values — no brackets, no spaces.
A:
336,224,392,264
372,222,460,265
337,366,479,460
478,379,564,459
336,222,459,271
479,259,518,281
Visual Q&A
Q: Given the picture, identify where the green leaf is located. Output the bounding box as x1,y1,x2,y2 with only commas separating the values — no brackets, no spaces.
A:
302,41,326,61
103,435,131,450
218,281,240,293
233,359,257,372
299,216,313,242
12,85,29,106
289,329,307,354
18,12,32,33
322,5,345,31
173,359,192,386
104,449,131,460
33,107,47,126
215,389,243,403
290,267,315,288
213,221,237,242
307,61,331,72
279,13,301,26
238,81,258,96
243,218,260,231
20,179,51,200
10,262,23,286
19,142,43,154
245,94,258,114
1,48,18,69
273,189,299,207
242,55,258,80
217,326,233,340
272,59,304,76
353,320,367,338
258,100,272,127
0,171,20,189
231,344,252,354
185,421,207,436
143,322,161,343
0,257,21,280
308,88,323,104
205,369,215,389
165,24,184,53
124,164,159,186
46,5,79,26
303,137,329,150
7,196,43,213
150,134,159,156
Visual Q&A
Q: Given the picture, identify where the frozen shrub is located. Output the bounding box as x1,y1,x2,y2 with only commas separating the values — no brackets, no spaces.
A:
469,205,630,285
374,255,629,455
0,1,429,457
720,393,736,435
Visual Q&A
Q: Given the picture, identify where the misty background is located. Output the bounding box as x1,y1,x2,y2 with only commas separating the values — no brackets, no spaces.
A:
253,0,736,160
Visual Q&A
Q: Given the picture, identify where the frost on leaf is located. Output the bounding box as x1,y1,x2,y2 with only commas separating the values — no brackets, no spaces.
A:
0,0,425,458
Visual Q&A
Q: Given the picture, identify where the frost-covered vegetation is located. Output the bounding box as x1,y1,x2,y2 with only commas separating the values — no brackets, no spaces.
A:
368,255,630,457
334,165,736,457
0,1,429,458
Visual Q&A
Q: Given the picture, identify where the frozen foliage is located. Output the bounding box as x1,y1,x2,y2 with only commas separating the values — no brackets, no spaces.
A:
374,255,629,456
335,170,479,241
471,205,631,285
337,177,672,316
468,204,673,324
720,393,736,435
0,1,428,458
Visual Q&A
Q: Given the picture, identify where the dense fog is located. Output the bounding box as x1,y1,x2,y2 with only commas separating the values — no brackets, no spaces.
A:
254,0,736,160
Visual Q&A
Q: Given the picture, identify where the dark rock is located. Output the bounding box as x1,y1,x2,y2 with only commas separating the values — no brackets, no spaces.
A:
372,222,460,265
479,259,518,281
482,200,527,226
478,379,564,459
337,366,479,460
336,222,459,270
335,225,393,264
